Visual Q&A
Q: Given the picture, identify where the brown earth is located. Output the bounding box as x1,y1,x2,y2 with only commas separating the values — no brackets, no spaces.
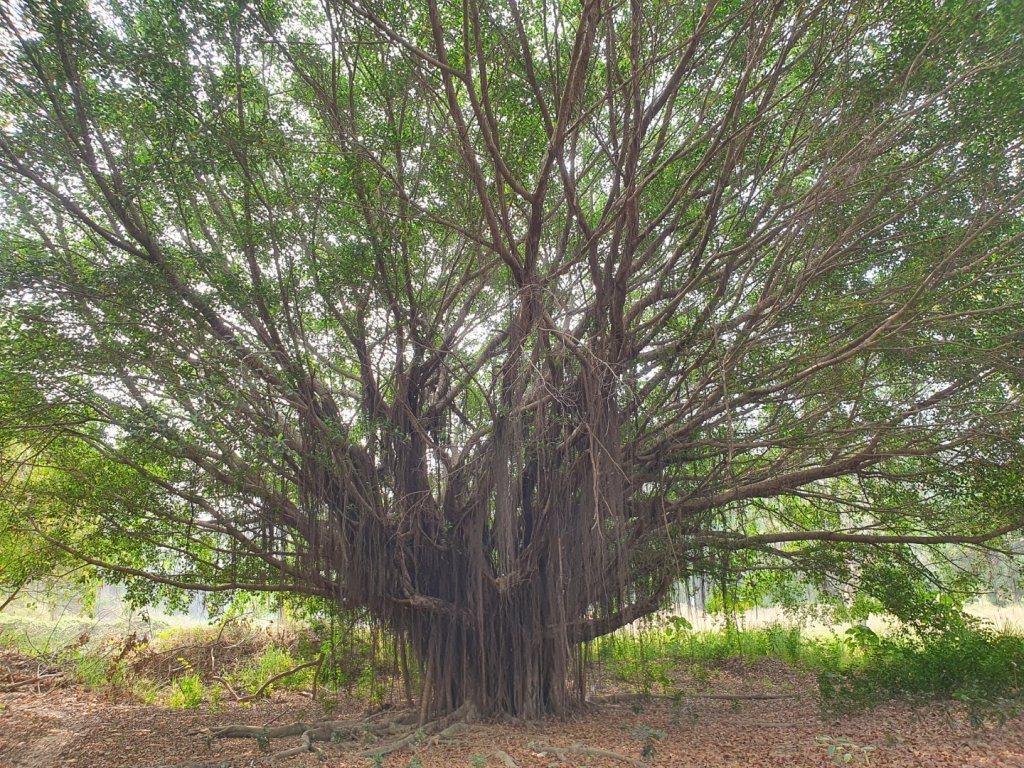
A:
2,654,1023,768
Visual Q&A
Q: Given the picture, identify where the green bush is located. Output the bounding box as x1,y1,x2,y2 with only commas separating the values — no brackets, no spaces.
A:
229,645,312,696
170,671,206,709
67,650,109,689
820,622,1024,724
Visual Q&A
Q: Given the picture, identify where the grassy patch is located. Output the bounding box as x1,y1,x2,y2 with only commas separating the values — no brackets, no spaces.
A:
228,645,313,696
169,670,206,709
7,606,1024,723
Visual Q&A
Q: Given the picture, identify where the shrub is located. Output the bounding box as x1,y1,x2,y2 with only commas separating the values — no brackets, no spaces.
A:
67,650,109,689
229,645,312,696
820,622,1024,724
170,671,206,709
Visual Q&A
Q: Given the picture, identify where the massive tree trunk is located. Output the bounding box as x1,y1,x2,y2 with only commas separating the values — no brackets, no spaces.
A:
407,593,574,718
313,381,661,717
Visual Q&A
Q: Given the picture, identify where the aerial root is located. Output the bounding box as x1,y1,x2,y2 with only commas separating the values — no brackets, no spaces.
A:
270,728,325,760
528,741,647,768
354,701,479,758
199,702,479,760
492,749,520,768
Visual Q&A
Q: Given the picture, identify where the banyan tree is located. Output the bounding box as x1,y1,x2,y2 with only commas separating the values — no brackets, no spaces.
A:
1,0,1022,718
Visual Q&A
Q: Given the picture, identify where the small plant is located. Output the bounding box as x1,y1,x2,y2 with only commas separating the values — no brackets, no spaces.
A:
407,757,423,768
128,676,160,705
356,665,385,707
816,735,875,766
169,669,206,709
68,651,109,690
688,663,711,685
819,623,1024,724
207,683,223,712
664,615,692,639
470,755,487,768
256,729,271,753
631,724,666,762
368,753,385,767
954,689,1020,729
608,655,674,695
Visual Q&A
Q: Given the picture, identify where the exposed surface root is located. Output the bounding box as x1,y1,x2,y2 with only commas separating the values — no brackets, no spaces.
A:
354,701,479,758
529,741,647,768
591,691,800,704
202,702,479,760
493,748,520,768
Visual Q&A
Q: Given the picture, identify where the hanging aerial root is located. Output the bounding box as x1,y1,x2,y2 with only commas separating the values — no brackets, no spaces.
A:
198,702,479,761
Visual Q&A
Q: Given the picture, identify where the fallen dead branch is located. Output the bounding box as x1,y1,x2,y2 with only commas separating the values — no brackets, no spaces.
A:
0,671,65,692
0,649,66,693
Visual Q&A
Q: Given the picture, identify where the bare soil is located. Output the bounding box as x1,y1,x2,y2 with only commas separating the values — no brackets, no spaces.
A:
3,654,1023,768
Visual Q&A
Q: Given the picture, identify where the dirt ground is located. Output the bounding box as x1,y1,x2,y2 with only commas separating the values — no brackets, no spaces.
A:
3,656,1024,768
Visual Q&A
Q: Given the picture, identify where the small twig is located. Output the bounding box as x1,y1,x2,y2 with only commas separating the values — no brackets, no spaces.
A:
213,616,236,645
213,676,245,702
248,657,322,700
0,671,65,692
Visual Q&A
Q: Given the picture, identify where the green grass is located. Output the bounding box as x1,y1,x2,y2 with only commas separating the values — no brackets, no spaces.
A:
169,670,206,709
228,644,313,696
592,622,852,672
592,616,1024,726
7,605,1024,723
65,648,111,689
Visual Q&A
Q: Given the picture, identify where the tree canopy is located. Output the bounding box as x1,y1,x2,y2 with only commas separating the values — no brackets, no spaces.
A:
1,0,1023,715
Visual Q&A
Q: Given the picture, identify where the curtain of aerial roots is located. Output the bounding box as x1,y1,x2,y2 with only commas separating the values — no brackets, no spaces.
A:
291,363,641,718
